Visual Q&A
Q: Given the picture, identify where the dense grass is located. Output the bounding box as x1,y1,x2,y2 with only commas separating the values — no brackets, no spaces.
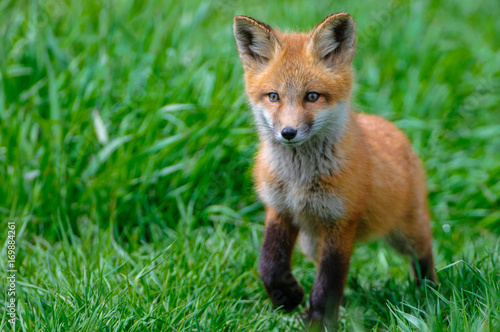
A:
1,0,499,330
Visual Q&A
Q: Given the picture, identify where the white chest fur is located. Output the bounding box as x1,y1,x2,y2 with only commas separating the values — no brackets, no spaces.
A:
258,136,347,227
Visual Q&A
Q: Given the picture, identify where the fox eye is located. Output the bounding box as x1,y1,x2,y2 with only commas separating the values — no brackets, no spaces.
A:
268,93,280,102
305,92,320,102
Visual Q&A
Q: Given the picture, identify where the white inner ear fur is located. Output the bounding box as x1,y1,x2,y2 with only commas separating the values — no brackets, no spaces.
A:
248,30,274,60
309,16,355,61
313,28,341,59
233,20,277,63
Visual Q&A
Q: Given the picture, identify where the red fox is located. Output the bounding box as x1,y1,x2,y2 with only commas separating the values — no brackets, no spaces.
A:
233,12,437,329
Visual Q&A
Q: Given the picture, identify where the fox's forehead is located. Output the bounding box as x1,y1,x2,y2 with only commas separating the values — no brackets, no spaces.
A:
275,31,311,54
244,29,353,102
248,33,320,92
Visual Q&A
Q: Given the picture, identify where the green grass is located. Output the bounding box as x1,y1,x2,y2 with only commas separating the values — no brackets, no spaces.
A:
1,0,499,330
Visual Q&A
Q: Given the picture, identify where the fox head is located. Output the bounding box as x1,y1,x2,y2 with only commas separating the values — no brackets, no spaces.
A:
233,13,356,147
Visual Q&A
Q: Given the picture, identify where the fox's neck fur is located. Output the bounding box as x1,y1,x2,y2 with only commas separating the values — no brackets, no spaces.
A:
260,100,354,185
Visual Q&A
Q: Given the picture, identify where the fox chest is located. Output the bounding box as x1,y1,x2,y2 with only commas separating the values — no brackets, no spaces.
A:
259,179,346,223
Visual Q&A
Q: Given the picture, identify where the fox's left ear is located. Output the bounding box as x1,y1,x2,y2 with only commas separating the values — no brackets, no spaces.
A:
233,16,279,70
308,13,356,67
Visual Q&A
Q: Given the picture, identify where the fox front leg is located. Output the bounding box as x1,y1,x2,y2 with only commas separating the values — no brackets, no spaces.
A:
307,223,357,330
258,209,304,311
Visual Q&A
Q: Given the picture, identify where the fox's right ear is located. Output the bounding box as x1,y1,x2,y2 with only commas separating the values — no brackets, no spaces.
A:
233,16,279,70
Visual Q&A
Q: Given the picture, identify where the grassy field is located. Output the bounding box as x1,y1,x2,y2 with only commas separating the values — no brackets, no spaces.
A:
1,0,499,330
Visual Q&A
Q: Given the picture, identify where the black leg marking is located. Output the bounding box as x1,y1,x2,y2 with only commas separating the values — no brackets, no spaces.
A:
259,216,304,311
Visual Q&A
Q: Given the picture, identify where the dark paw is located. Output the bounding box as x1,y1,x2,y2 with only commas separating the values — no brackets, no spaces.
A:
268,282,304,311
262,270,305,311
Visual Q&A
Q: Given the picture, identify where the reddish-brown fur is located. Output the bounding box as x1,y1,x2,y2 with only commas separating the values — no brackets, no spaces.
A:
233,13,436,329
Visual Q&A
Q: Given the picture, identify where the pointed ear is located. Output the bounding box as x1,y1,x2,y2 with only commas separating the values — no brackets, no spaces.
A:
233,16,279,69
308,13,356,67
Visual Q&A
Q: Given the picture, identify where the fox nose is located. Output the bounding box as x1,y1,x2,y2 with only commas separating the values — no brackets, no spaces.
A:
281,127,297,140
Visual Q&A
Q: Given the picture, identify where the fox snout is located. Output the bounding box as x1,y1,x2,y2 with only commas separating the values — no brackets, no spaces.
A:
263,109,313,147
255,103,349,147
281,127,297,140
276,123,311,147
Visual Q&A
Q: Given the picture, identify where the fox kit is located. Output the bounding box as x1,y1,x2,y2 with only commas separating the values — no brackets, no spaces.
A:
233,12,436,328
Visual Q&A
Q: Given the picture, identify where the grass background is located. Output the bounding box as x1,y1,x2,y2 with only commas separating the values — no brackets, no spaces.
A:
1,0,499,330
